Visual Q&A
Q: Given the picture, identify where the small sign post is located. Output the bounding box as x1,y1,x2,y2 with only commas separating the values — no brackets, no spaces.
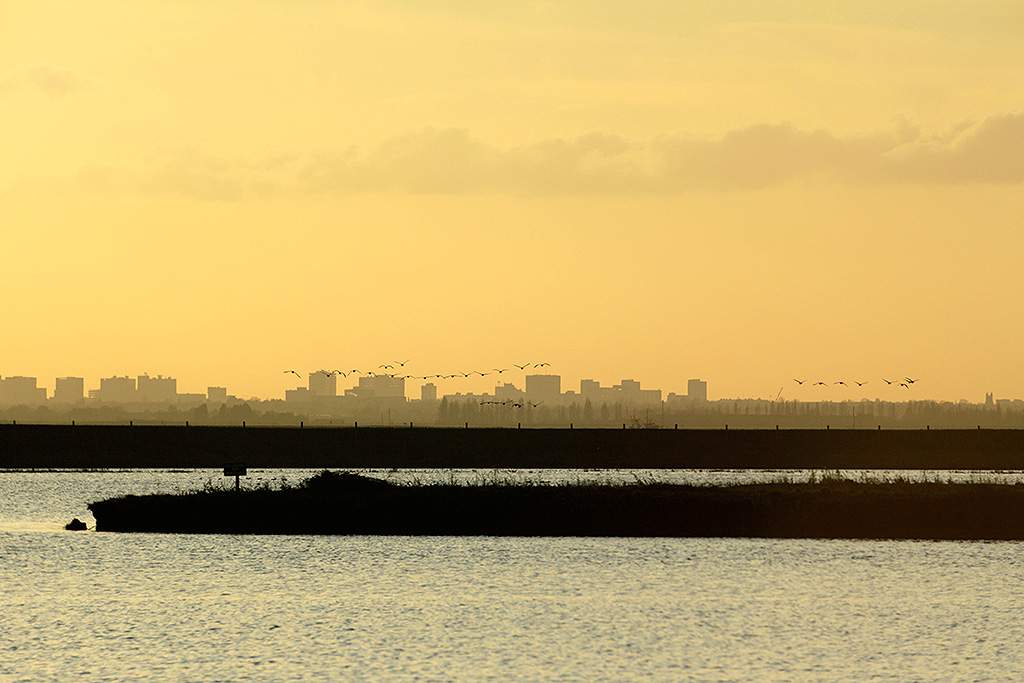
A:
224,463,247,491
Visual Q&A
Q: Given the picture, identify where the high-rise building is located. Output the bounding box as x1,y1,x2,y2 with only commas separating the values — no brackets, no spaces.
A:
496,382,524,401
688,378,708,403
0,377,46,405
98,376,137,403
525,374,561,404
580,379,601,399
309,371,337,397
420,383,437,402
137,374,177,402
355,374,405,399
53,377,84,403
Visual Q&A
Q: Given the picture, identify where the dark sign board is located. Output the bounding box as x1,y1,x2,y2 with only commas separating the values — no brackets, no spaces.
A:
223,464,247,477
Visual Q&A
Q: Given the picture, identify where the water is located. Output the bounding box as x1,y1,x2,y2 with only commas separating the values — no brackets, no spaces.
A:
3,470,1024,680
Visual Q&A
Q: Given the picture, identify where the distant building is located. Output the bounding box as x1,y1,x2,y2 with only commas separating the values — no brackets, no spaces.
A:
525,374,561,404
687,378,708,403
53,377,84,403
207,386,228,402
580,379,601,399
98,376,137,403
137,374,177,403
309,371,337,398
354,374,405,399
0,376,46,405
285,387,311,403
420,383,437,402
495,382,524,401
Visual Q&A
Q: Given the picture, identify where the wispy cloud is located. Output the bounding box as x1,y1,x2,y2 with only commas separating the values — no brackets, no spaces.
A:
80,112,1024,200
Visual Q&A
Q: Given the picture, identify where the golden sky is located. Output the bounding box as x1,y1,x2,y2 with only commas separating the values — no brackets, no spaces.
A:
3,1,1024,401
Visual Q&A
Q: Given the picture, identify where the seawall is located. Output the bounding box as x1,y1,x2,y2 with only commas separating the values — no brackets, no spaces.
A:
3,424,1024,469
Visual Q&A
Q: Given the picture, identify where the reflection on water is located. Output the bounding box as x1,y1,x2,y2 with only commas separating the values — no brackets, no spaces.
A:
2,471,1024,680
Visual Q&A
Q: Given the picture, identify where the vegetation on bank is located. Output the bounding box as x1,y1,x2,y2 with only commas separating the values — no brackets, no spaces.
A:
88,470,1024,540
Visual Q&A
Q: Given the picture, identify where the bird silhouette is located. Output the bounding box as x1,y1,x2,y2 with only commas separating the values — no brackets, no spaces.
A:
475,371,490,376
882,378,894,385
334,370,349,378
813,381,827,386
854,381,867,387
834,381,847,386
899,382,910,389
528,401,543,408
513,363,531,370
493,368,509,374
904,377,918,384
317,370,332,377
379,364,394,370
394,360,409,367
794,379,805,385
533,362,551,368
284,370,302,380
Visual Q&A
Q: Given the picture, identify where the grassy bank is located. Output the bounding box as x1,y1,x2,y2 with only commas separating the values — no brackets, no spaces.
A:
87,471,1024,539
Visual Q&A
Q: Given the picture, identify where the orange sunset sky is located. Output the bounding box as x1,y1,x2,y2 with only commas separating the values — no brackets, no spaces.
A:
3,2,1024,401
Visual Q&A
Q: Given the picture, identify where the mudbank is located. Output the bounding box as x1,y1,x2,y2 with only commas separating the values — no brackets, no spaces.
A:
88,471,1024,539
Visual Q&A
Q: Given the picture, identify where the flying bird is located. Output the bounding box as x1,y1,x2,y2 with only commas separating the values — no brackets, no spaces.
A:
528,401,543,408
813,382,827,386
899,383,910,389
834,381,847,386
904,377,918,384
284,370,302,379
334,370,349,378
379,364,394,370
882,378,894,385
533,362,551,368
793,379,805,385
394,360,410,367
854,381,867,387
513,363,531,370
493,368,509,374
475,371,490,376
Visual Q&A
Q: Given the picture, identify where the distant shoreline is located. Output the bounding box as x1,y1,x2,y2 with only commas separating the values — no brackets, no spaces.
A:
4,423,1024,469
88,471,1024,539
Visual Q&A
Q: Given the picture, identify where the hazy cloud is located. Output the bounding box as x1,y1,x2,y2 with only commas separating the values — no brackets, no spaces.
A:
82,113,1024,200
0,67,81,95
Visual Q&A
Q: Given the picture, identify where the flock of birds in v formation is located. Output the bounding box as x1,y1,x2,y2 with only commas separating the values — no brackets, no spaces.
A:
281,364,922,409
282,361,552,409
794,377,919,389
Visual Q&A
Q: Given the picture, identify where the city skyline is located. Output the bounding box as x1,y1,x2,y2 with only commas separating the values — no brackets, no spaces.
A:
0,366,1017,407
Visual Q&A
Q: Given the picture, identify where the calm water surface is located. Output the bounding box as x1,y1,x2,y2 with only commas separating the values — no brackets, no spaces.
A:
2,470,1023,680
